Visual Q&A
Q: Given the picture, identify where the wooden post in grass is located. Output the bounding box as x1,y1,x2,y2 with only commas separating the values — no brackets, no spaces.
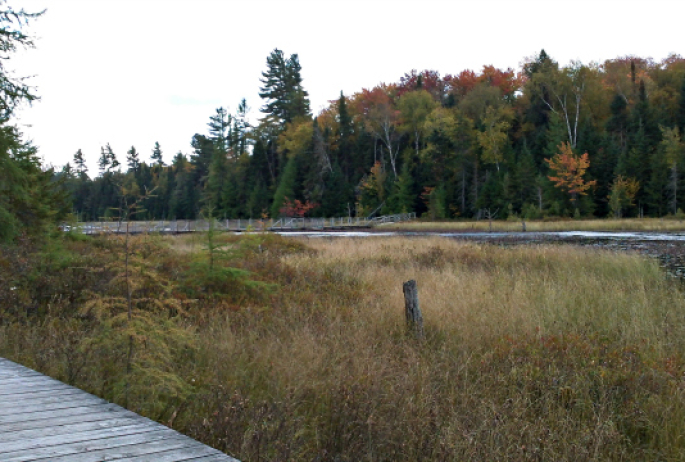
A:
403,280,424,339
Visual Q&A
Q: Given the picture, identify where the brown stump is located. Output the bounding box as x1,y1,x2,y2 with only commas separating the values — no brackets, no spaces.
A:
403,280,424,339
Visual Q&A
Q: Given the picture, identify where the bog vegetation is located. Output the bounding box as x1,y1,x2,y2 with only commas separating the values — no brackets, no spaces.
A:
5,3,685,461
4,232,685,460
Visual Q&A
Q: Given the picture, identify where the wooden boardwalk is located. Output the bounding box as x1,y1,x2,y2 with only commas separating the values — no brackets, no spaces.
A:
0,357,238,462
72,212,417,235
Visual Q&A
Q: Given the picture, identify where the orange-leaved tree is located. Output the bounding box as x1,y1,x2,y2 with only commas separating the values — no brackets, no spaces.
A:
545,142,596,209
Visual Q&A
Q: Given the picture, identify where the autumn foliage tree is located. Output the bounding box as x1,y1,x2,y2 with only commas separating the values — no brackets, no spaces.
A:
279,197,317,218
546,142,596,209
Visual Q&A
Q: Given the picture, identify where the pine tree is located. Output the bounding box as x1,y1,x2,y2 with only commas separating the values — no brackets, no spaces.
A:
285,53,310,120
259,48,310,126
151,141,164,166
231,99,250,158
98,146,110,174
73,148,88,177
126,146,140,173
208,107,231,154
103,143,119,172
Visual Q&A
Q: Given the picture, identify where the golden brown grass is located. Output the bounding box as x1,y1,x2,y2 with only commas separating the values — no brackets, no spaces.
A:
187,236,685,460
384,217,685,233
4,234,685,460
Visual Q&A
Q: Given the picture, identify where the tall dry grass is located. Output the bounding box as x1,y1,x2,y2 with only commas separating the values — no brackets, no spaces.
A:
3,234,685,460
184,236,685,460
384,218,685,233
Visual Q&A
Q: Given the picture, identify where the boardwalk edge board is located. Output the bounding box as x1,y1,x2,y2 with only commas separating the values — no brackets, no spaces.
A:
0,357,239,461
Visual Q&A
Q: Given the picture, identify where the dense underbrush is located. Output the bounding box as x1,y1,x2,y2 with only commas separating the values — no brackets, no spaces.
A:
2,233,685,461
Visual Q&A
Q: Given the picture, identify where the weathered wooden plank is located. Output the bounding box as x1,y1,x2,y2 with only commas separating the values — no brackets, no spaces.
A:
98,444,227,462
0,402,124,425
0,422,161,454
0,367,42,378
0,374,66,386
0,428,177,462
0,381,73,396
33,438,216,462
0,410,134,433
0,387,84,404
0,380,73,393
0,358,238,461
1,393,111,416
0,416,141,443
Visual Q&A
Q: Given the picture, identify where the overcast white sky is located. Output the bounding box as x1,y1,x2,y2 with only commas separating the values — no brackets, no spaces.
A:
8,0,685,173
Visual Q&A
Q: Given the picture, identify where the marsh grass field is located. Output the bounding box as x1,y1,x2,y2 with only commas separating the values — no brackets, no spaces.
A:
3,232,685,460
384,217,685,233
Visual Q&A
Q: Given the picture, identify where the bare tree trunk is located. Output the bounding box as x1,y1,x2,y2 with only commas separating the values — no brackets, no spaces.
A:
537,186,543,211
671,163,678,215
473,159,479,212
415,128,420,158
461,169,466,213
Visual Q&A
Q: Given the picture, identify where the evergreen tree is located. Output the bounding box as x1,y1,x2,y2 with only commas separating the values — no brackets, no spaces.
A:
523,49,556,167
126,146,140,173
208,107,231,154
73,148,88,177
606,93,629,153
101,143,119,173
169,152,195,219
151,141,164,166
388,162,415,213
320,163,352,216
259,48,310,126
0,126,68,240
98,146,110,174
271,154,298,217
285,53,310,120
510,143,537,211
189,133,214,203
337,91,354,180
246,178,269,218
231,98,250,158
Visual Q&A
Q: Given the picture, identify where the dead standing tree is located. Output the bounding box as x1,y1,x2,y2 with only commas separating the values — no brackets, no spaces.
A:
403,280,423,339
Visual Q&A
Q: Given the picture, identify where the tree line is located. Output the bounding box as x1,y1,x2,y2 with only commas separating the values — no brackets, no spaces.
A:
58,49,685,222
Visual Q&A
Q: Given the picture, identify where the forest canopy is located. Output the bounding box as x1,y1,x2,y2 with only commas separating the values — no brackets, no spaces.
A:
49,48,685,222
